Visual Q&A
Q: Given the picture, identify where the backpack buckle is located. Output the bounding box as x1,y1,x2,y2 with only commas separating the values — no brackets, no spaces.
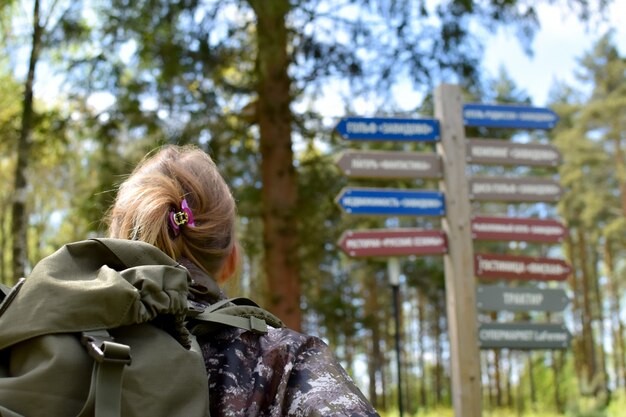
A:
82,330,132,365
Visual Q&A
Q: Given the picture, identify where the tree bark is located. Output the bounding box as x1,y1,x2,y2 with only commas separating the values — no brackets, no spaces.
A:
564,228,585,385
604,239,626,392
417,288,427,409
433,291,443,405
527,352,536,409
551,350,563,414
12,0,42,280
577,227,598,387
490,312,502,407
590,245,609,399
247,0,301,330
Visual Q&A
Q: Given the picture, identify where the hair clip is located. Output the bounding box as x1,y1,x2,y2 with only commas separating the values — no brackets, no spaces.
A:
169,198,196,235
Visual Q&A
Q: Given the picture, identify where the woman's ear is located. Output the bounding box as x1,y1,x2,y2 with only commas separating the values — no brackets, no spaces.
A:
216,243,240,284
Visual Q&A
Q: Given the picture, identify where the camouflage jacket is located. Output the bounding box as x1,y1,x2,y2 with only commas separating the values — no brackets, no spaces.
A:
183,260,380,417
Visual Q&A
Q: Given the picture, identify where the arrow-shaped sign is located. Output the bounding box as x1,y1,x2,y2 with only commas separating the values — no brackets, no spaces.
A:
334,117,440,141
471,216,566,243
467,139,562,167
335,187,445,216
469,177,563,202
336,150,442,179
463,103,560,130
474,253,571,281
476,285,569,312
338,228,447,257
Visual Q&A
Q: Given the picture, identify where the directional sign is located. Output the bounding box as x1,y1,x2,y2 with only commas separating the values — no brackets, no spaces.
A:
469,177,562,202
334,117,440,141
471,216,566,243
467,139,562,167
463,103,559,130
336,150,442,179
338,228,447,257
478,322,571,349
335,187,445,216
476,285,569,312
474,253,571,281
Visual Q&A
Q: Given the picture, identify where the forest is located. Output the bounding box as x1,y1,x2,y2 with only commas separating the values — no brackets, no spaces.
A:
1,0,625,416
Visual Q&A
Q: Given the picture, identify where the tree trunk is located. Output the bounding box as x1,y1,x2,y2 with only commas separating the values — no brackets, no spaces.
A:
12,0,42,280
551,350,563,414
564,228,585,385
247,0,301,331
505,350,513,408
577,227,597,388
417,288,427,409
433,291,443,405
490,312,502,407
527,352,536,409
590,245,609,400
604,239,626,392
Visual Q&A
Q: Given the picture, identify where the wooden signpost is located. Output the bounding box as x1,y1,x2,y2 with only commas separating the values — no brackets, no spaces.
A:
333,86,568,417
435,84,482,417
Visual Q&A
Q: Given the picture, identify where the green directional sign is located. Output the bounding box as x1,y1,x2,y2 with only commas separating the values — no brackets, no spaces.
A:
478,322,571,350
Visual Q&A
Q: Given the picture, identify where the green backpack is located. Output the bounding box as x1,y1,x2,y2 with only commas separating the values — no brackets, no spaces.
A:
0,238,283,417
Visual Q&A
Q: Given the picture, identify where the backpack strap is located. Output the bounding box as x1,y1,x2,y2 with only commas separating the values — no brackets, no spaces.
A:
0,278,25,317
78,330,132,417
188,298,284,337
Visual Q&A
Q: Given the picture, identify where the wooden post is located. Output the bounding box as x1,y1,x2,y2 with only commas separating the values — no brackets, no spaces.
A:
434,83,482,417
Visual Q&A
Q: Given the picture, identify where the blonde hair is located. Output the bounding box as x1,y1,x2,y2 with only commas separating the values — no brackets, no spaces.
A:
107,145,236,280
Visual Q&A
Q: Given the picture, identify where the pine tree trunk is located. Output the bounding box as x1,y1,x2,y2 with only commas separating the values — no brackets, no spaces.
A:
564,229,585,385
505,350,513,408
590,246,609,400
433,291,443,405
247,0,301,331
527,352,536,409
577,227,598,387
12,0,42,280
417,288,427,409
552,350,563,413
490,312,502,407
604,239,626,392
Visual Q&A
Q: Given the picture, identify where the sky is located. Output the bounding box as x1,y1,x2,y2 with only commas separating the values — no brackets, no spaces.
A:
314,1,626,120
481,1,626,106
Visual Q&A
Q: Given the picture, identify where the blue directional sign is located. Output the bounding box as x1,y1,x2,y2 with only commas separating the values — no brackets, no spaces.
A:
335,187,445,216
463,103,559,130
334,117,440,141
